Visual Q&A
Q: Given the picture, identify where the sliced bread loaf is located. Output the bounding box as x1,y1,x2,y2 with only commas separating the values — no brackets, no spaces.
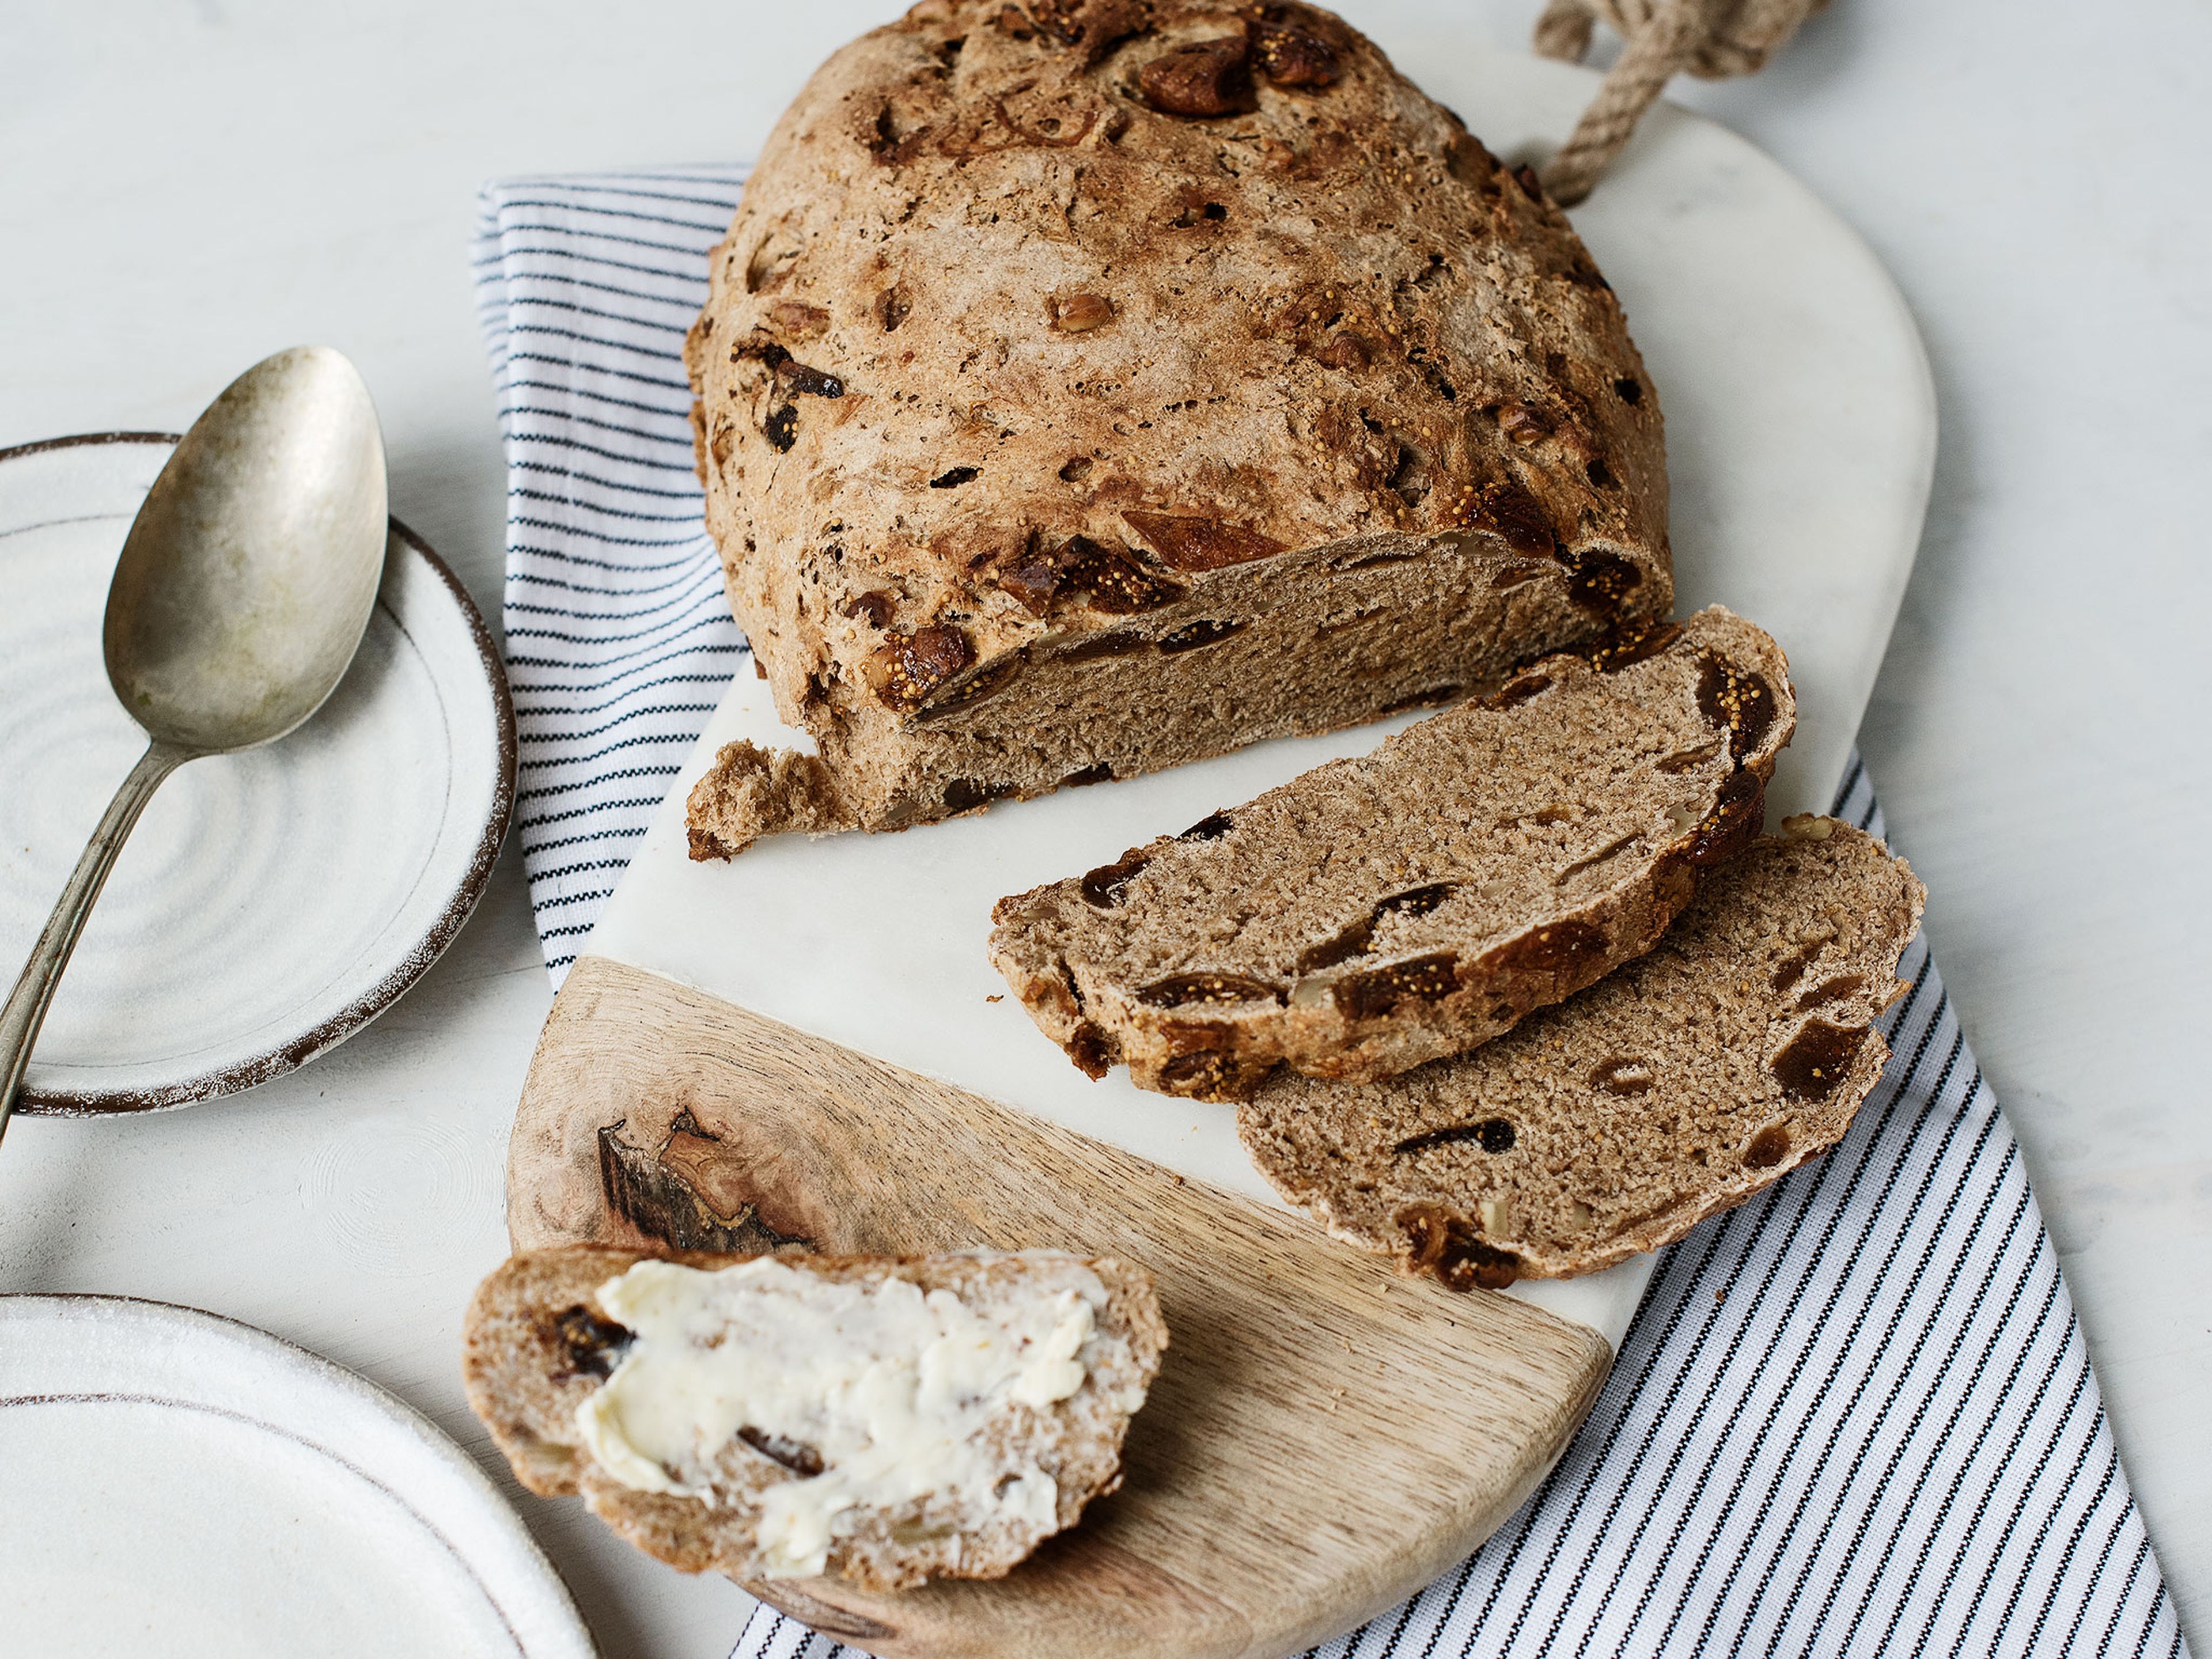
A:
683,0,1672,858
463,1245,1166,1591
1237,820,1925,1287
988,606,1793,1099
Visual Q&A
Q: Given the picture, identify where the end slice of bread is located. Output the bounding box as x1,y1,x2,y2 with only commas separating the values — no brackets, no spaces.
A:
462,1247,1166,1592
1237,820,1925,1286
988,606,1794,1100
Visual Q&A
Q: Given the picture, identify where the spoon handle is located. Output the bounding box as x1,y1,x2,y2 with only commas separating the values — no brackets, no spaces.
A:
0,741,190,1143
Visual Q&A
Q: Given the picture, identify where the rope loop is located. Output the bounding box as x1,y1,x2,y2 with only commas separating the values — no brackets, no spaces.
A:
1534,0,1830,204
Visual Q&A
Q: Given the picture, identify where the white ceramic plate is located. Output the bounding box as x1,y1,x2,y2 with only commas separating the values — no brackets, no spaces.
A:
0,1294,594,1657
0,433,516,1113
574,54,1933,1350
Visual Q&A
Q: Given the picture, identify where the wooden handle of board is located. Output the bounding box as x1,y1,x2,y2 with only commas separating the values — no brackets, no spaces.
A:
507,955,1612,1659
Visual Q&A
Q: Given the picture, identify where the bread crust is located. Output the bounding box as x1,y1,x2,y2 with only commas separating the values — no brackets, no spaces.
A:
462,1245,1166,1591
685,0,1671,853
988,607,1794,1098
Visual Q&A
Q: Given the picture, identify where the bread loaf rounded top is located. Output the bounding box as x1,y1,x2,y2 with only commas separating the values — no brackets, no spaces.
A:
686,0,1668,728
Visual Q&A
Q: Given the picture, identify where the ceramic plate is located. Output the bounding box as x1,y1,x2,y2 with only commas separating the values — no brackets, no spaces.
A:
0,1295,593,1657
0,433,515,1113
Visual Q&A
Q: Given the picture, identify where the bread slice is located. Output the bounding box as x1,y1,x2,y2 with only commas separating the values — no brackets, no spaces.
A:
988,607,1793,1099
1237,820,1925,1286
683,0,1672,858
462,1246,1166,1591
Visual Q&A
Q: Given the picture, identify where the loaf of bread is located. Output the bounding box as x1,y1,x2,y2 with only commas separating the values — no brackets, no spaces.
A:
1237,821,1925,1286
988,607,1792,1098
684,0,1671,858
462,1246,1166,1590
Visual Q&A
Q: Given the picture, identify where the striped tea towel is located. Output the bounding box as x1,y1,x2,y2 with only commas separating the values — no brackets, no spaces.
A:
475,170,2189,1659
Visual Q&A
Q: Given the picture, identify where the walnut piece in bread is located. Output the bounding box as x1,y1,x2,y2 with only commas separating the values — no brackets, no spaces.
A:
684,0,1671,857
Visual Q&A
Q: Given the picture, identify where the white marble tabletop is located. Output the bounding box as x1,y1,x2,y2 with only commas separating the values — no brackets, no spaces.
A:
1,2,2205,1654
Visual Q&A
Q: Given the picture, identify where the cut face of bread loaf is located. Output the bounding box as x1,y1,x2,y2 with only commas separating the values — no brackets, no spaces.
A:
462,1247,1166,1592
684,0,1671,858
988,607,1794,1099
1237,822,1926,1287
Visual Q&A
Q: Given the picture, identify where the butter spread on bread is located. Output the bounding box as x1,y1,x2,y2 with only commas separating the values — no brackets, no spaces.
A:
575,1256,1104,1577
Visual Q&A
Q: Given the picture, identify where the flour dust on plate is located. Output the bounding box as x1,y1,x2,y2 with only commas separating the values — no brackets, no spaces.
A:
0,1295,593,1658
0,434,516,1113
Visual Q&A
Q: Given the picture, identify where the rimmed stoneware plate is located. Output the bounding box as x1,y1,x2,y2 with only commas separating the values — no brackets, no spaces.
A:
0,1294,595,1657
0,432,516,1113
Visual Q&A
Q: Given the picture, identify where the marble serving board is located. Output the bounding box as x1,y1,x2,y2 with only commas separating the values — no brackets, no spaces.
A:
507,45,1934,1659
551,48,1932,1344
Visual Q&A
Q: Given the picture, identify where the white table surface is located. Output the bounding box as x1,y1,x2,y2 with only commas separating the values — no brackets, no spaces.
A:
1,3,2205,1655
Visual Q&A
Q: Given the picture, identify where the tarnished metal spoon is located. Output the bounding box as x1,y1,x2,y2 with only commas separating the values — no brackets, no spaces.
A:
0,347,388,1141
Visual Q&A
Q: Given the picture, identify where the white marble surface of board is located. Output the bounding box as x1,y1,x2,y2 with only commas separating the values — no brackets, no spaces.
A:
0,3,2205,1656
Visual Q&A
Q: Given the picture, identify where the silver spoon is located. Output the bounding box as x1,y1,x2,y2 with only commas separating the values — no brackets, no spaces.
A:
0,346,388,1141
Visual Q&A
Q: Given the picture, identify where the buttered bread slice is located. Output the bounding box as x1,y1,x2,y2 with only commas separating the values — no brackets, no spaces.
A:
463,1247,1165,1591
990,607,1793,1099
1238,821,1925,1287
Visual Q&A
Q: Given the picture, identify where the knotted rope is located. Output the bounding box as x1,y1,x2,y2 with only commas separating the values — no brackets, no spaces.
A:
1532,0,1831,205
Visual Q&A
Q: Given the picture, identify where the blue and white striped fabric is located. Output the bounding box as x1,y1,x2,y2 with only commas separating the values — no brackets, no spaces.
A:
474,170,2189,1658
474,166,751,983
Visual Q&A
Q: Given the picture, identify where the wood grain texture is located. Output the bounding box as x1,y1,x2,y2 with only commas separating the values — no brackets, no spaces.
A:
509,954,1613,1659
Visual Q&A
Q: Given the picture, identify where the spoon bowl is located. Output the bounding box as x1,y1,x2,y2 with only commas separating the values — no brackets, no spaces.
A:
0,347,388,1138
105,347,387,752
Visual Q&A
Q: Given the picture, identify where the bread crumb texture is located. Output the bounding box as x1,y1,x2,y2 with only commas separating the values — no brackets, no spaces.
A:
1237,825,1926,1286
989,607,1794,1097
